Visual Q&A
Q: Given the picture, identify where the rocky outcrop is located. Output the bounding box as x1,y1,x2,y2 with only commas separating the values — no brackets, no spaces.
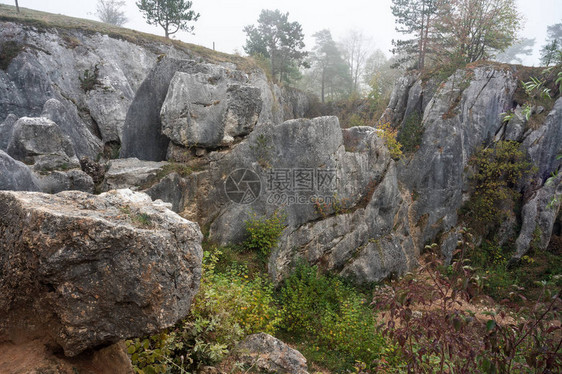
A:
0,21,155,150
0,150,40,191
237,333,308,374
7,116,79,171
103,157,168,190
169,116,415,283
397,67,518,255
41,98,103,160
121,56,307,161
0,189,203,357
160,70,262,148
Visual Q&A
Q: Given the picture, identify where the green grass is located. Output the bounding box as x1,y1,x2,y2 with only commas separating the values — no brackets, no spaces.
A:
0,3,258,72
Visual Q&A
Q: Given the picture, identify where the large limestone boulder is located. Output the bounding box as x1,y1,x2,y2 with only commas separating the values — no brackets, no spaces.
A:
237,333,308,374
0,150,40,191
6,116,79,171
0,189,203,357
160,71,262,148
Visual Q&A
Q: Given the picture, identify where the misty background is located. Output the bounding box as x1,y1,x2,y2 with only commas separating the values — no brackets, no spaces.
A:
1,0,560,65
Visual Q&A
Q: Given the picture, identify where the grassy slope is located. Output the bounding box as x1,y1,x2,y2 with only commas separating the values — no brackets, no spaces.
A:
0,3,256,71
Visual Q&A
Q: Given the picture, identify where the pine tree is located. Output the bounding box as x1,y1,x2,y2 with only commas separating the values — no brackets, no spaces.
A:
244,9,307,83
391,0,438,69
136,0,200,38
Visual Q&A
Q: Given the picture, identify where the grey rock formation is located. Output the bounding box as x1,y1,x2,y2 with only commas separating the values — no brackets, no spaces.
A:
0,189,203,357
0,150,40,191
0,113,17,151
160,70,229,148
120,58,203,161
7,117,79,171
522,98,562,179
161,74,262,149
103,158,168,190
145,172,187,213
0,22,155,144
514,173,562,258
41,98,103,160
237,333,308,374
174,116,415,283
398,67,518,256
36,169,94,194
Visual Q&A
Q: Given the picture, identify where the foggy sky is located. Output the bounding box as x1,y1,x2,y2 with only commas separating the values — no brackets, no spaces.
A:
1,0,560,65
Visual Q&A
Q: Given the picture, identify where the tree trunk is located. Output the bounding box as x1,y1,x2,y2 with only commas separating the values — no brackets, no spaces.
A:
321,68,326,104
15,0,20,13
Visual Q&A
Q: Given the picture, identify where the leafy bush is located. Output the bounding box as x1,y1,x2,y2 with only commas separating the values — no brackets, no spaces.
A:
278,262,387,371
397,111,424,154
127,247,279,373
463,141,533,232
378,122,403,160
79,63,100,92
243,210,286,257
374,231,562,373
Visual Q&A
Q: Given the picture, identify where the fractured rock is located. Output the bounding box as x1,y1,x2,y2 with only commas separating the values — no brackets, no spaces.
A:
0,189,203,357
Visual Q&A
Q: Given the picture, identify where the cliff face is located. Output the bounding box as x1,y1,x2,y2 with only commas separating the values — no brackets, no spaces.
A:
386,64,562,261
1,8,560,287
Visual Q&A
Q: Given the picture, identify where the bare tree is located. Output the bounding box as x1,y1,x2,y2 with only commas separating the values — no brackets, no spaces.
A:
15,0,20,13
95,0,128,27
340,30,372,94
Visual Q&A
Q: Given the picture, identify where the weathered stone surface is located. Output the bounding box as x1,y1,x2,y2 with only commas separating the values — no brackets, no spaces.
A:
514,173,562,258
6,117,79,170
237,333,308,374
41,98,103,160
172,116,415,283
161,70,229,148
103,157,168,190
522,98,562,179
35,169,94,194
0,150,40,191
120,58,204,161
145,172,187,212
0,113,17,151
160,68,262,149
0,22,155,144
223,83,262,143
398,67,518,254
0,189,203,357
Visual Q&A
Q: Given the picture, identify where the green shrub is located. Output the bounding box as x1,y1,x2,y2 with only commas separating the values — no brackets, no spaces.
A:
397,111,424,154
464,141,534,232
243,210,286,257
278,262,386,371
378,122,403,160
79,63,100,92
127,247,280,373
